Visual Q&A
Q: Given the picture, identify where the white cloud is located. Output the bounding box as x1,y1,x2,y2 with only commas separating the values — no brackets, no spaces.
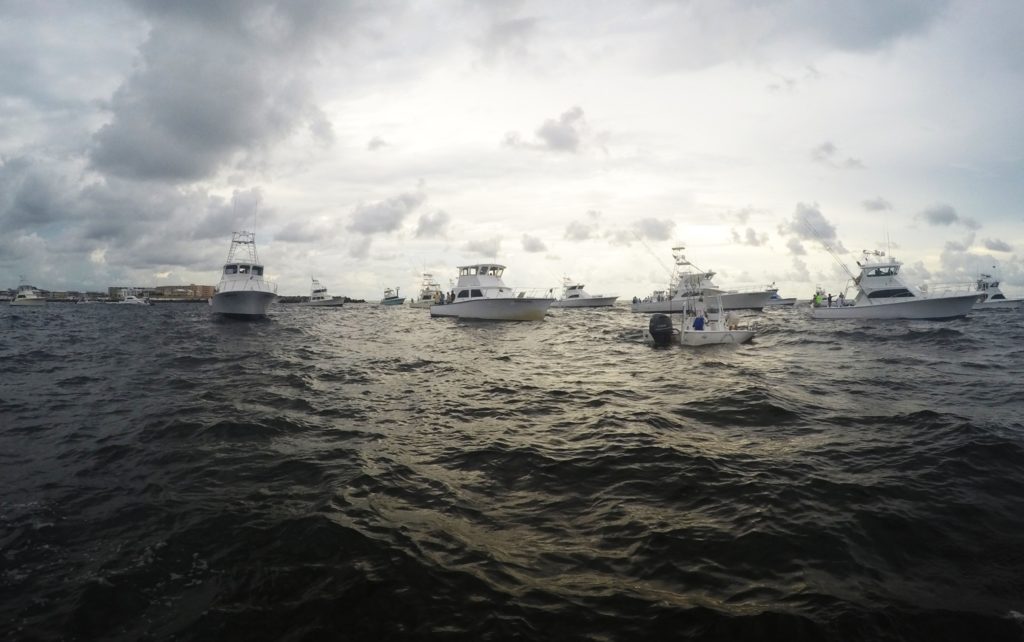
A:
521,234,547,252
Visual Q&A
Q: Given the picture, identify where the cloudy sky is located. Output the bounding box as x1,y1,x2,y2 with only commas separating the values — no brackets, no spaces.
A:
3,0,1023,299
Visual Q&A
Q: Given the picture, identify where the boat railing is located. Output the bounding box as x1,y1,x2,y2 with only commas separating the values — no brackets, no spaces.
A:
918,281,976,297
496,287,556,299
220,278,277,293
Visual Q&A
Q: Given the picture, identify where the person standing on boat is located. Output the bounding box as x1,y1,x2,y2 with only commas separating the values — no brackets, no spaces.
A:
693,315,705,331
838,292,845,307
827,293,833,307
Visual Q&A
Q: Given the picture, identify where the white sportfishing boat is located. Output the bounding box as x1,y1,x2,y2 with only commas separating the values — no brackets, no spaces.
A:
300,277,344,307
410,273,443,309
632,246,770,313
209,231,278,317
550,278,617,308
114,288,151,305
811,251,979,320
764,283,797,307
973,273,1023,310
10,282,46,306
430,263,554,321
380,287,405,306
644,296,755,347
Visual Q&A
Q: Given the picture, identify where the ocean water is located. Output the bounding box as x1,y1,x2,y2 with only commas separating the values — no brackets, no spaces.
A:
2,302,1023,641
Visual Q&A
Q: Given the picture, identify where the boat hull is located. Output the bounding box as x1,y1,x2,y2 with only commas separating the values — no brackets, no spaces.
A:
632,291,768,313
11,298,46,306
381,298,406,306
299,299,345,307
409,300,435,309
765,298,797,307
430,298,554,321
973,299,1023,310
551,296,618,308
210,290,277,317
680,329,755,346
811,293,979,320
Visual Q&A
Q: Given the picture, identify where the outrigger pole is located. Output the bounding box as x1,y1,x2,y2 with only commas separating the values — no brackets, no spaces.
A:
801,217,858,283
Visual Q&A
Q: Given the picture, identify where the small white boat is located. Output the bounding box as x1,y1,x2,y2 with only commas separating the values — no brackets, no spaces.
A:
10,282,46,306
114,288,151,305
209,231,278,317
811,251,979,320
430,263,554,321
973,273,1023,310
381,287,406,306
764,282,797,307
410,274,444,309
632,246,770,313
300,277,344,307
550,278,617,308
644,296,755,346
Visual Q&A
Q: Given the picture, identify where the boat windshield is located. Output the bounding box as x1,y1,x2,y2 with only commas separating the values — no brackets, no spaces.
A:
865,266,898,277
238,265,250,274
251,265,263,276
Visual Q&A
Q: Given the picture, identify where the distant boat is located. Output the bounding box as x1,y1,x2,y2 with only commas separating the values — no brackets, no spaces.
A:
300,277,344,307
632,246,770,313
430,263,554,321
409,273,443,309
380,287,405,306
973,273,1023,310
764,282,796,307
113,288,151,305
811,250,978,320
644,295,755,347
550,277,617,308
10,282,46,306
209,231,278,318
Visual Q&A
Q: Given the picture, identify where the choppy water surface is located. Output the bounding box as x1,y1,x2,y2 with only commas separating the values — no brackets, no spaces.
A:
2,302,1023,641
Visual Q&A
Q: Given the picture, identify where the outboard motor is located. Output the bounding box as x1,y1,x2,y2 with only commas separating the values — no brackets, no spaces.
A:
648,313,674,347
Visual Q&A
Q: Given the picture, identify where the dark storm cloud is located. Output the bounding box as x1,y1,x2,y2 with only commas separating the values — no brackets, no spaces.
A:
0,157,75,231
90,1,359,182
919,204,981,229
415,210,450,238
983,238,1012,252
521,234,547,252
347,190,426,235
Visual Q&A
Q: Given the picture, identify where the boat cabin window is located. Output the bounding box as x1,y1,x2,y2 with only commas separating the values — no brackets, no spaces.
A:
251,266,263,276
866,267,897,277
992,281,1000,288
457,289,470,299
471,289,483,298
224,264,238,274
866,288,913,299
991,294,1006,300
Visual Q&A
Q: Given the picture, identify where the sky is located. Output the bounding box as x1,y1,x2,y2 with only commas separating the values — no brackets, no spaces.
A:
2,0,1023,300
